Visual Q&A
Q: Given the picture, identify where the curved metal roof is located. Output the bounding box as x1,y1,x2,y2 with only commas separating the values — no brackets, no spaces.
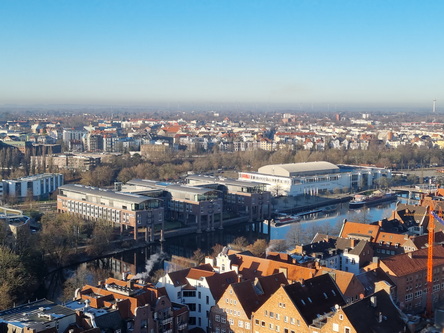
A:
258,161,339,177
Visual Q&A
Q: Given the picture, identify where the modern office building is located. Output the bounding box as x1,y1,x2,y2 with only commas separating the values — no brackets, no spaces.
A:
238,161,391,196
57,184,164,241
122,179,223,232
185,175,272,222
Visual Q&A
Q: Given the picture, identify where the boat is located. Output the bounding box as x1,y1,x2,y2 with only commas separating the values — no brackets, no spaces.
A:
349,190,397,209
269,215,302,227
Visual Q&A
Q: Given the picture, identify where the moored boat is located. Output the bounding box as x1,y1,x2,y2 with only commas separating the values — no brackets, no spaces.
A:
349,190,397,208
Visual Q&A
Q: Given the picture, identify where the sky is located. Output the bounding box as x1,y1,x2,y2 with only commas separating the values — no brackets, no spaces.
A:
1,0,443,109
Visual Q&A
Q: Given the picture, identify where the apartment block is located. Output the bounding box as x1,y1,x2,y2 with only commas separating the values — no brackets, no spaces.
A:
1,173,64,200
31,153,101,171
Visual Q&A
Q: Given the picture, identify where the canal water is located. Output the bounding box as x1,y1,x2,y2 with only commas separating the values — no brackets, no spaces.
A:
265,200,398,240
49,198,408,301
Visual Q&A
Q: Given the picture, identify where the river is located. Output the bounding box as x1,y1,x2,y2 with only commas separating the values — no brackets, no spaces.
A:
48,198,409,301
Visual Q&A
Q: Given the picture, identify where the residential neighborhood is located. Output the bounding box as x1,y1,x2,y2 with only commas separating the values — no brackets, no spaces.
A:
2,111,444,333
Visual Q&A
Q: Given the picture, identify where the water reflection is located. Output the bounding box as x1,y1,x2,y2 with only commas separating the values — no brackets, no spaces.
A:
49,199,405,300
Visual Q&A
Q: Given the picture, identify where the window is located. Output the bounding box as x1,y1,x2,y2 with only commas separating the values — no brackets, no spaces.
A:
215,315,220,322
261,321,265,327
221,317,226,324
344,328,350,333
238,321,243,328
245,323,251,329
183,291,196,297
332,323,339,332
284,316,289,323
255,320,259,325
206,296,209,304
276,313,280,320
270,324,274,329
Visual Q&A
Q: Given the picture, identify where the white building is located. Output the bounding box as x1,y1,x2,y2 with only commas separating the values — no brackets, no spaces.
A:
1,173,64,200
157,265,238,330
238,161,391,196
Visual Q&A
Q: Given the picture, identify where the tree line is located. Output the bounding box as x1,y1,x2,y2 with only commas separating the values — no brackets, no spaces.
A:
73,145,444,187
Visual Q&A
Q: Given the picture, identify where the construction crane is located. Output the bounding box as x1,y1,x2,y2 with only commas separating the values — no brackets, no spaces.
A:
426,209,444,316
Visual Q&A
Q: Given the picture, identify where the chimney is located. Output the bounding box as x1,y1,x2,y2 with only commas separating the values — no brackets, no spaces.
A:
407,252,413,259
127,279,135,289
350,239,356,248
370,296,377,307
378,220,383,227
238,274,243,283
378,312,383,323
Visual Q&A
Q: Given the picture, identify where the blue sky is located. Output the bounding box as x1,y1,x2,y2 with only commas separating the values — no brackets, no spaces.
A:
1,0,443,108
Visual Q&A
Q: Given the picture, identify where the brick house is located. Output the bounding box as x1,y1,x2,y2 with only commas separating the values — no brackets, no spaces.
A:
209,273,288,333
251,274,346,333
66,277,189,333
368,245,444,313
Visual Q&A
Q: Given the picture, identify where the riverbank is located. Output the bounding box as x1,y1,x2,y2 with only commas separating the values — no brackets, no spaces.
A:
272,194,352,215
44,194,353,273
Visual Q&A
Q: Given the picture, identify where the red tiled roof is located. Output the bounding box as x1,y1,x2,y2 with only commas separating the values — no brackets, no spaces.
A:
340,221,380,240
381,245,444,277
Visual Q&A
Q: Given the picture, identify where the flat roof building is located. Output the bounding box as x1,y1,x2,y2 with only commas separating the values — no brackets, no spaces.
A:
122,179,223,232
186,175,272,222
239,161,391,196
57,184,164,241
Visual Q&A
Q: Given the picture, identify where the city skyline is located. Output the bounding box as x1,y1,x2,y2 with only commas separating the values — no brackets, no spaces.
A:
1,0,443,108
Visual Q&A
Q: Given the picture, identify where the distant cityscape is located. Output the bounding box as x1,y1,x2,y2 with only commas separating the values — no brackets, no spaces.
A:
2,110,444,333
